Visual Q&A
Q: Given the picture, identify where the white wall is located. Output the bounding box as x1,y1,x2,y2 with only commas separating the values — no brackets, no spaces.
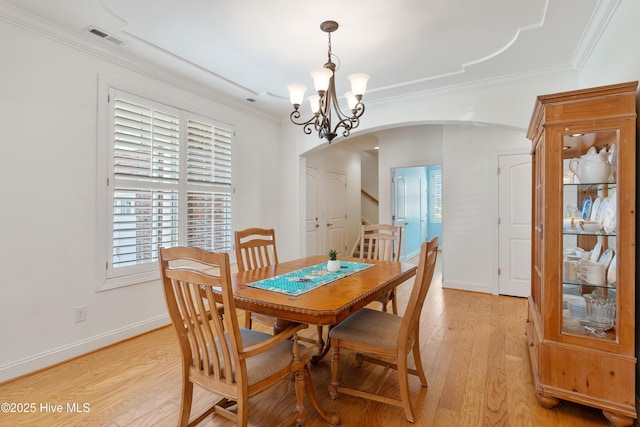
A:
442,125,530,292
0,18,281,381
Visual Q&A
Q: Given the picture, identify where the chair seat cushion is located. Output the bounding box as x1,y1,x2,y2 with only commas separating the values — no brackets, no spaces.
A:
213,329,297,385
329,308,401,349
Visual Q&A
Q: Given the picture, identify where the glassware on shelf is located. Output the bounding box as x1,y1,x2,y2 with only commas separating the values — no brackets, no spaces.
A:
583,293,616,337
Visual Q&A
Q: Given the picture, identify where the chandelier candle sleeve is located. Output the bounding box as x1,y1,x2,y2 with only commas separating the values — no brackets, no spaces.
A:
287,20,370,143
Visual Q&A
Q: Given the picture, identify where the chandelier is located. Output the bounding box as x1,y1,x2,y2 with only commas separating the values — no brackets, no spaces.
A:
287,21,370,144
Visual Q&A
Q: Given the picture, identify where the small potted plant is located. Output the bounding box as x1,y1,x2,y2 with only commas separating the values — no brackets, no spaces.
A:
327,249,341,272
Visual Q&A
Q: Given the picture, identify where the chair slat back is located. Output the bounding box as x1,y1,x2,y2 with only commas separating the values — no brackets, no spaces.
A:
235,228,279,272
360,224,402,262
159,247,242,386
400,237,438,348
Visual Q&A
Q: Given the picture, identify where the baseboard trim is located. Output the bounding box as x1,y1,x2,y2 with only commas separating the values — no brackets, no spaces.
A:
442,279,493,294
0,314,170,383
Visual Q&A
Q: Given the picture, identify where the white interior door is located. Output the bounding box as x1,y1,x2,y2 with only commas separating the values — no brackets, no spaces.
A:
305,166,322,256
498,153,532,297
325,171,347,256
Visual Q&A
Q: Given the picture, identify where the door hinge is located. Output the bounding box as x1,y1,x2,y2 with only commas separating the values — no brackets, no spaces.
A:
497,218,501,225
497,167,501,175
106,261,109,270
498,268,501,276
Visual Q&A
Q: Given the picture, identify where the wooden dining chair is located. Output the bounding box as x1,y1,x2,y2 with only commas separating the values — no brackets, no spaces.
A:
234,227,282,331
328,237,439,423
235,227,324,352
358,223,403,314
159,246,309,427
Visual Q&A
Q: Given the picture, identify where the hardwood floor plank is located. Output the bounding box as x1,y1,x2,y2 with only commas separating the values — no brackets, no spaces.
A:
483,297,509,427
457,388,484,427
506,354,538,427
437,326,473,412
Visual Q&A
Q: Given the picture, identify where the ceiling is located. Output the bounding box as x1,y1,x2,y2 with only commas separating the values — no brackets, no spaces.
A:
2,0,607,120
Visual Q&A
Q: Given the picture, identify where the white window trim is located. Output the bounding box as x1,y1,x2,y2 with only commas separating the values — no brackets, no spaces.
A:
96,75,235,291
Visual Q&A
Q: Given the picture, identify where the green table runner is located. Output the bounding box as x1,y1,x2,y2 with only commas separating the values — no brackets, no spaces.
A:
247,261,374,296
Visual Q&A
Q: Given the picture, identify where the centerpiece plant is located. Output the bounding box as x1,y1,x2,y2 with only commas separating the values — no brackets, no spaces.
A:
327,249,341,272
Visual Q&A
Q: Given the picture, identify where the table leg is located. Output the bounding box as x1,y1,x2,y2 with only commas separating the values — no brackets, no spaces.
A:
311,325,333,364
303,364,341,426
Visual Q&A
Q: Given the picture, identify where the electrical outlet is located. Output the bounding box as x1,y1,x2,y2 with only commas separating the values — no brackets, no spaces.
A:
75,305,87,323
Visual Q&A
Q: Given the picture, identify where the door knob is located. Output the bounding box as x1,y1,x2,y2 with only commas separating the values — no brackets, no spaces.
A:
327,223,333,227
315,224,320,228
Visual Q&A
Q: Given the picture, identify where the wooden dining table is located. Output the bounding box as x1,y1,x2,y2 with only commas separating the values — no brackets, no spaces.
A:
230,255,417,327
228,255,417,426
229,255,417,360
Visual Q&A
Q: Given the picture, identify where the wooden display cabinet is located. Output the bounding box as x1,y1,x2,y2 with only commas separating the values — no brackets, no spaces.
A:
526,81,638,426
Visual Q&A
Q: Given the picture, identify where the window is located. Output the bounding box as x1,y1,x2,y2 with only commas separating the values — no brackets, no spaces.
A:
429,168,442,223
107,89,233,282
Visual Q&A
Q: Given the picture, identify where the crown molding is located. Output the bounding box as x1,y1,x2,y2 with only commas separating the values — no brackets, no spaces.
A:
570,0,621,71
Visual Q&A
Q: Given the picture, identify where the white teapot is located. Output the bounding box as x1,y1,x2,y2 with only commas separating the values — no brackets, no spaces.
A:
569,146,612,183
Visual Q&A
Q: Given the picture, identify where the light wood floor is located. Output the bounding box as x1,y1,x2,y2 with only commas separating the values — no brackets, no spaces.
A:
0,256,614,427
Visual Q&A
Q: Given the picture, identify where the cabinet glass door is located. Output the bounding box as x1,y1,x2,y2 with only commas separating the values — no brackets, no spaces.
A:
561,130,617,340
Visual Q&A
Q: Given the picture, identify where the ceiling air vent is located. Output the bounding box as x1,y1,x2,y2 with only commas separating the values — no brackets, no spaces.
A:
86,26,123,45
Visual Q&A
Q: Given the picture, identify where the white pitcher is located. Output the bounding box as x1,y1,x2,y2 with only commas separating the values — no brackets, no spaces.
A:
569,146,612,183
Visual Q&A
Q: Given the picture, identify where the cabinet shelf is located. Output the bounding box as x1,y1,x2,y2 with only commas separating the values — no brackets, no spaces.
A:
563,230,616,237
562,309,617,340
563,182,615,187
562,280,615,288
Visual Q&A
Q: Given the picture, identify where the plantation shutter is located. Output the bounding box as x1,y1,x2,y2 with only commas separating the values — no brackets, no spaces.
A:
186,118,232,252
108,90,233,279
112,97,181,270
